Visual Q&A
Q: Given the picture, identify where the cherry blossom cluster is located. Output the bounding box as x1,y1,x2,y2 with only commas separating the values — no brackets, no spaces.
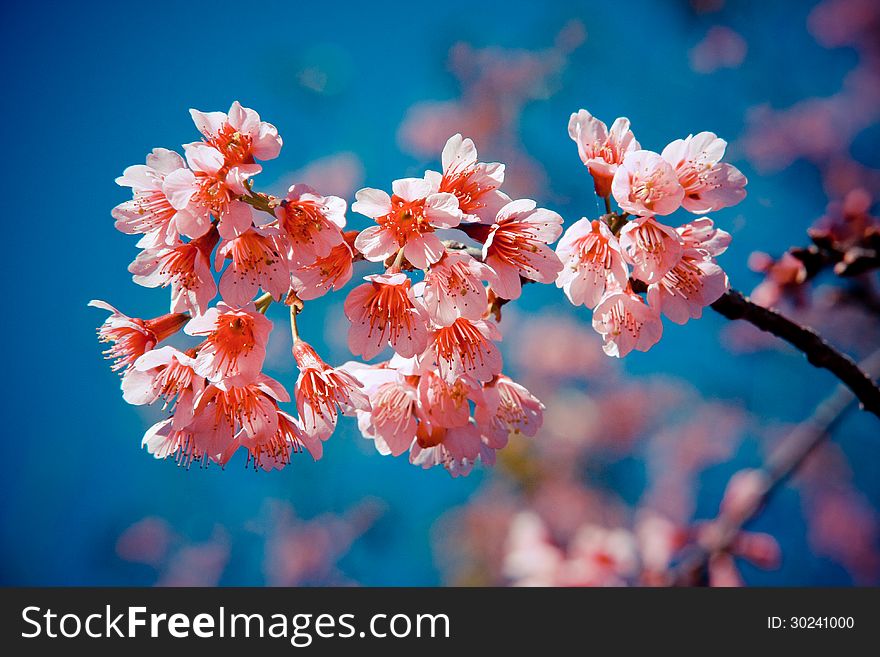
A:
92,103,748,474
93,103,551,476
558,109,747,356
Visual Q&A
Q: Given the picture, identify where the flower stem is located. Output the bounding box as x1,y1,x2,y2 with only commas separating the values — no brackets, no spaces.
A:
289,303,300,343
390,247,406,272
254,292,273,314
240,191,279,218
607,212,630,234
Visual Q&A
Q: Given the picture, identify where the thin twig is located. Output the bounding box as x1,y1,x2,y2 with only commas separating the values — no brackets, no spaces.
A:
671,348,880,586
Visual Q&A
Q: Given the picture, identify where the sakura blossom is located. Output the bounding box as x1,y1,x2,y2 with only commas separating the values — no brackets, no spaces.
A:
184,302,272,386
275,184,347,266
748,251,809,308
187,375,291,466
427,317,503,384
618,215,683,283
162,142,259,240
139,374,291,468
646,219,731,324
90,300,188,373
82,70,880,594
482,199,564,300
561,525,640,586
292,339,370,442
416,250,492,325
215,226,289,306
128,232,219,315
237,410,315,471
661,132,748,214
611,150,685,216
121,346,204,429
555,218,629,308
677,216,733,256
409,421,483,478
344,272,430,360
190,101,282,165
419,371,478,429
291,240,355,300
346,363,420,457
475,375,545,448
568,110,640,198
142,419,208,467
592,287,664,357
112,148,210,247
647,255,729,324
424,133,510,224
353,178,461,269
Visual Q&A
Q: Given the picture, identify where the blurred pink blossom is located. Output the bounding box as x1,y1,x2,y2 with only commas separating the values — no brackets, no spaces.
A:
689,27,747,74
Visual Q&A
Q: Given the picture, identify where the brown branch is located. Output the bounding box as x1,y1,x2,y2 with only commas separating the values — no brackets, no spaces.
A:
671,348,880,586
712,289,880,420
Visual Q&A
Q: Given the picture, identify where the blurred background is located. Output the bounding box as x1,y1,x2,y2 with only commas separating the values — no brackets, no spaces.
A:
1,0,878,585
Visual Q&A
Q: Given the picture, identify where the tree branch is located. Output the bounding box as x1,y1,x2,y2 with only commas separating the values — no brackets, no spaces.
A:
712,289,880,420
671,348,880,586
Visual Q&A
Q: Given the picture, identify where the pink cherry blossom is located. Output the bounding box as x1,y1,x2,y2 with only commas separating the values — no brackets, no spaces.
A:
409,421,482,478
427,317,503,383
343,272,430,360
689,26,747,74
749,252,808,308
190,100,282,165
695,520,781,587
646,217,731,324
568,110,640,197
424,133,510,224
142,419,209,467
112,148,209,247
90,300,189,372
162,142,259,240
237,410,321,471
345,363,420,457
418,371,478,429
611,150,685,216
592,287,663,357
215,226,289,307
562,525,639,586
293,339,370,441
618,215,683,283
121,346,204,429
483,199,564,300
291,240,355,301
475,374,544,449
188,374,290,466
503,512,565,586
343,359,482,476
635,512,687,584
352,178,461,270
184,302,272,385
555,218,629,308
128,231,219,315
661,132,747,214
676,216,732,256
647,255,729,324
275,184,346,266
416,251,491,325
